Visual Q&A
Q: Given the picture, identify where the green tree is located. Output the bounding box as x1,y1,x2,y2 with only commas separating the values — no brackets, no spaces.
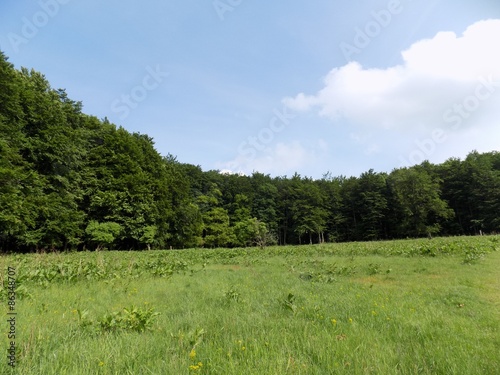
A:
388,166,454,237
316,173,343,242
251,173,278,236
233,218,275,248
0,53,35,249
202,207,235,248
353,170,388,240
139,225,157,251
85,221,122,250
289,175,328,244
197,184,235,248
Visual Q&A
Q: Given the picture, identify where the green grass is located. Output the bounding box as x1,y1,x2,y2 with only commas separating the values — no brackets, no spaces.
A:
1,236,499,374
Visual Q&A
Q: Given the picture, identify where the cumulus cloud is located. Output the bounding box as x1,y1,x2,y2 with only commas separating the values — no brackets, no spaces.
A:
220,20,500,177
218,140,328,176
283,19,500,132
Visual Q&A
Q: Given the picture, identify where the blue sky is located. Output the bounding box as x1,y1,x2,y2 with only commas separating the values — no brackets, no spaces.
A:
1,0,499,178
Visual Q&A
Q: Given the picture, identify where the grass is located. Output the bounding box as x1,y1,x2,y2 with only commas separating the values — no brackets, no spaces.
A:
1,236,499,374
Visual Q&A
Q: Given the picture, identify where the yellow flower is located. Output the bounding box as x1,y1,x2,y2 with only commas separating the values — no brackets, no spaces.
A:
331,319,337,325
189,362,203,371
348,318,353,323
241,346,246,351
98,361,105,367
189,349,196,359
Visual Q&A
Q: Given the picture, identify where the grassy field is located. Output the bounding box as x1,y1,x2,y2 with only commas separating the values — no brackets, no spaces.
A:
1,236,499,374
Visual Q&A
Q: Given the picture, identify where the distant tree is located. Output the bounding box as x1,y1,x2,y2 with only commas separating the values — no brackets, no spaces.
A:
316,173,343,243
231,194,252,223
85,221,122,250
461,151,500,234
355,170,388,240
233,218,276,248
251,173,279,236
3,50,500,252
197,184,235,248
388,167,454,237
202,207,235,248
139,225,157,250
162,155,203,248
290,175,328,244
275,176,294,245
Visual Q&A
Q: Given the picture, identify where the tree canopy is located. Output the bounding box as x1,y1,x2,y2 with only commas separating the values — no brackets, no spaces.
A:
1,51,499,252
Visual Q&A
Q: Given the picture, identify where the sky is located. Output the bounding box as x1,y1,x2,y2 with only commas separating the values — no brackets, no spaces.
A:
1,0,499,179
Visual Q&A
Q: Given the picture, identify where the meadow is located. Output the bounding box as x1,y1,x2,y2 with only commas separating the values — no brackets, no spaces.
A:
1,236,499,374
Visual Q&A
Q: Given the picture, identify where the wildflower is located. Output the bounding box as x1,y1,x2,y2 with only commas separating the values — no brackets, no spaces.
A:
189,349,196,359
189,362,203,371
331,319,337,326
98,361,105,367
348,318,353,323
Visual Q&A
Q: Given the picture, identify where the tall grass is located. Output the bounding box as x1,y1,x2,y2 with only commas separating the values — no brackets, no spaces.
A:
1,236,499,374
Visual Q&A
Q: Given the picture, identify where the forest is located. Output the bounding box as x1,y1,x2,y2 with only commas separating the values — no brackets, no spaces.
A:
1,51,499,252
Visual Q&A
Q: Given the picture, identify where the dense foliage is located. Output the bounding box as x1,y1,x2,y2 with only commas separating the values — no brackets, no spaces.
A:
1,52,499,252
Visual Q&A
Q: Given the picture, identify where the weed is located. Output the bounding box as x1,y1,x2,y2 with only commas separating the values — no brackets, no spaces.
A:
0,281,31,301
280,293,298,315
188,328,206,350
2,235,500,374
463,247,485,264
76,308,92,328
223,286,241,303
367,263,382,275
85,306,161,333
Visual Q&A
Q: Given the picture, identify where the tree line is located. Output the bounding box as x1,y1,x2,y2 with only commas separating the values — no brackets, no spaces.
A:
1,51,499,252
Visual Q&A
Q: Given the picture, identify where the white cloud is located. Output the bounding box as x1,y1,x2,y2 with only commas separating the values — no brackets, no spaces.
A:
219,20,500,178
283,19,500,133
218,140,328,176
403,20,500,81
